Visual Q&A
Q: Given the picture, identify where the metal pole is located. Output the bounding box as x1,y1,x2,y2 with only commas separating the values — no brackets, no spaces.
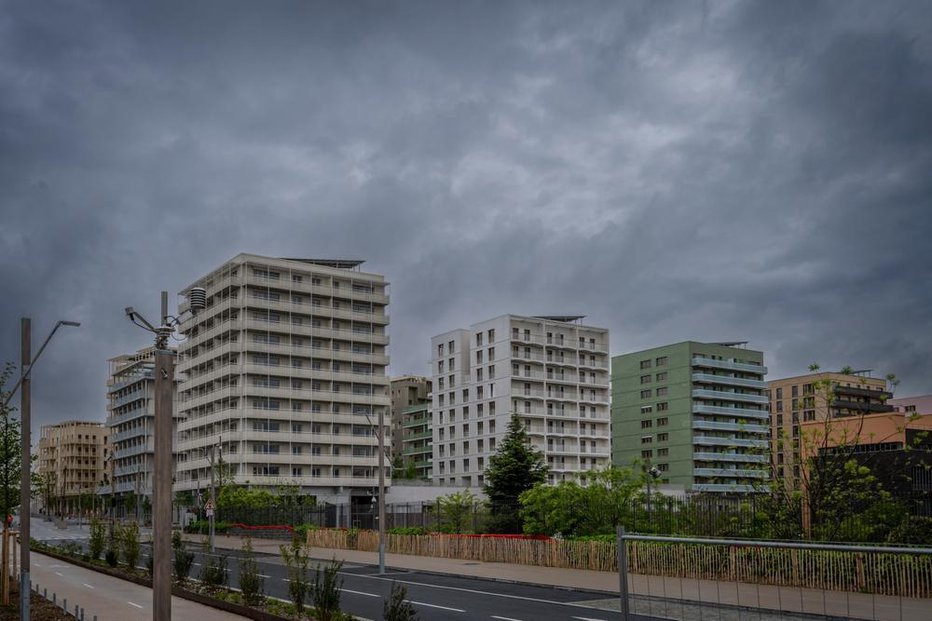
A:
152,293,173,621
19,317,31,621
377,408,385,575
209,446,215,554
617,525,630,621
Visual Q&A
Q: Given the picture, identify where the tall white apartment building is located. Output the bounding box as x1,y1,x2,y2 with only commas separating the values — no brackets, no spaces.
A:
105,346,165,514
430,315,611,487
174,254,390,504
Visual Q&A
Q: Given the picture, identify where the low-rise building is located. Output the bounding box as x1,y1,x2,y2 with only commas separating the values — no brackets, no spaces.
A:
37,421,108,517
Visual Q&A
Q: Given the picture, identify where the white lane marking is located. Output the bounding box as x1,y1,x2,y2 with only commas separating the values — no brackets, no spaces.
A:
492,617,523,621
82,584,95,589
351,573,607,613
572,617,608,621
342,588,379,598
407,600,465,612
128,602,143,609
54,572,63,577
33,562,41,567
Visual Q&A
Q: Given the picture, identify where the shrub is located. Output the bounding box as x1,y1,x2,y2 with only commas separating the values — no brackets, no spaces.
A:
887,516,932,545
239,538,265,607
311,558,344,621
280,538,311,613
383,582,418,621
105,549,118,567
200,542,228,588
294,523,319,539
172,530,195,584
120,521,141,569
89,518,106,560
387,527,428,536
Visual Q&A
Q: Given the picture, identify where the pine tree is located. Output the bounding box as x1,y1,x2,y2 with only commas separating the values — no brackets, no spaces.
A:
483,413,548,533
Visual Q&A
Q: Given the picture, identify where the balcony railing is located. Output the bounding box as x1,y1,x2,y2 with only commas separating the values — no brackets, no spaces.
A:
691,357,767,375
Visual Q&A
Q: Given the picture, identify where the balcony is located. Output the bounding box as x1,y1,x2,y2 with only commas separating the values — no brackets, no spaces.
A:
831,400,895,414
691,357,767,375
833,384,892,400
694,452,768,463
692,389,769,405
694,467,768,479
692,373,767,390
694,435,768,449
692,404,769,420
691,483,758,493
692,420,768,434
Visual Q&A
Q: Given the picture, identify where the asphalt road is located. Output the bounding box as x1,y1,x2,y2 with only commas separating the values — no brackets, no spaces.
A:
30,521,659,621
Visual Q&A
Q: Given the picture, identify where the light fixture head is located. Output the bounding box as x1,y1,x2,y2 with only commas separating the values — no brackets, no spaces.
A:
61,321,81,327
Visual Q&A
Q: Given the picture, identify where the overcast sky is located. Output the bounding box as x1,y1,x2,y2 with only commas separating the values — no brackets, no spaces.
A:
2,1,931,434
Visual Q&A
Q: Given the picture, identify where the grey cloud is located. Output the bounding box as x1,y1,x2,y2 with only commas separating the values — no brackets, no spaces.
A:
1,0,931,432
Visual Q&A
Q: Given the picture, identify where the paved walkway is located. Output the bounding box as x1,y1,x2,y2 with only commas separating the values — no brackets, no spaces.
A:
31,551,247,620
191,533,932,621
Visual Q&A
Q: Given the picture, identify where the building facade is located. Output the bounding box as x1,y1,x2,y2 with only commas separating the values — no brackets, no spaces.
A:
430,315,611,487
37,421,108,516
174,254,390,505
389,376,431,456
890,394,932,415
768,371,893,491
612,342,769,493
400,400,432,480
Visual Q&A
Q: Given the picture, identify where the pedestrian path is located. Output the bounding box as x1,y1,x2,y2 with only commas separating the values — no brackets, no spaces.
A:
32,551,247,620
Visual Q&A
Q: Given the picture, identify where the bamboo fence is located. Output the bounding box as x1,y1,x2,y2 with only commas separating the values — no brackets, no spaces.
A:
305,529,932,598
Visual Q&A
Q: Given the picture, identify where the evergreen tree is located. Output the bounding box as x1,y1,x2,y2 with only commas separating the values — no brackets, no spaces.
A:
483,413,548,533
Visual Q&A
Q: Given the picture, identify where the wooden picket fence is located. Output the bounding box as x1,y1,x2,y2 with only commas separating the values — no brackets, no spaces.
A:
306,529,932,598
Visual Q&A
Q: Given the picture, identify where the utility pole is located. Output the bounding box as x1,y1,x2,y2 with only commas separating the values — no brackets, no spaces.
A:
19,318,30,621
152,292,174,621
206,440,221,553
377,408,385,575
125,287,204,621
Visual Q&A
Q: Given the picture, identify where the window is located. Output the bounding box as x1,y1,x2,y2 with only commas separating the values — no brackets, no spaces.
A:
657,417,668,426
641,420,653,429
640,375,652,384
448,340,455,354
640,389,652,399
657,447,669,457
803,410,816,421
477,350,484,364
477,368,483,382
488,329,495,342
657,463,669,472
438,343,444,356
656,387,668,397
488,346,495,360
489,364,495,379
640,405,653,414
656,402,669,412
476,333,483,347
656,356,668,366
776,400,783,412
777,414,783,425
640,360,652,369
656,372,667,382
641,436,653,444
657,433,668,442
775,387,783,399
641,450,653,458
292,467,303,477
791,385,799,398
438,360,444,373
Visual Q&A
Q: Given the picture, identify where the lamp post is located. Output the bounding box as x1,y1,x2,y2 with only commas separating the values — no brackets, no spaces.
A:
646,466,661,528
125,289,204,621
2,318,80,621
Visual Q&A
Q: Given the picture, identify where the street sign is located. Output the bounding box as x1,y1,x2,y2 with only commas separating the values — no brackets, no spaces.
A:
205,508,214,518
204,499,215,512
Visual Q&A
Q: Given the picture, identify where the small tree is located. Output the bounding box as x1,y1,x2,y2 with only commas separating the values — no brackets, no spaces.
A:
172,530,194,584
280,538,311,613
89,517,107,560
435,490,479,534
0,363,24,522
120,521,141,569
311,558,344,621
383,582,418,621
239,538,265,607
483,413,548,533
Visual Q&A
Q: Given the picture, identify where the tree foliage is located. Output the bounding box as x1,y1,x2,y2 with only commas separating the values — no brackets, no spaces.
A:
434,490,480,534
0,363,23,520
483,413,548,533
520,467,644,536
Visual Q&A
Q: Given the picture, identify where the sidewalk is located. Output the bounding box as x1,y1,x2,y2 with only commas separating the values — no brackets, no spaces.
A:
32,551,247,620
191,533,932,621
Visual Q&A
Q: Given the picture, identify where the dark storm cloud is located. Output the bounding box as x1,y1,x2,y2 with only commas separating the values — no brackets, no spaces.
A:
2,0,931,434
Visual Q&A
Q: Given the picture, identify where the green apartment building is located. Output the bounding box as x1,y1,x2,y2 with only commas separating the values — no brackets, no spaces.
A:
612,342,769,492
401,401,432,479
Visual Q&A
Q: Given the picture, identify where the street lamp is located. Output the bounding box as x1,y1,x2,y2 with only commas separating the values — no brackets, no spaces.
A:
646,466,661,528
125,289,205,621
3,318,80,621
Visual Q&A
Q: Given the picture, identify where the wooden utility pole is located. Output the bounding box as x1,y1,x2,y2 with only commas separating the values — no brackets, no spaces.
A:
152,293,174,621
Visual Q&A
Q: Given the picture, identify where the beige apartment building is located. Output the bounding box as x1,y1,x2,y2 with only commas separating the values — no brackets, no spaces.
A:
173,254,391,507
768,370,893,490
37,421,108,516
430,314,611,487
